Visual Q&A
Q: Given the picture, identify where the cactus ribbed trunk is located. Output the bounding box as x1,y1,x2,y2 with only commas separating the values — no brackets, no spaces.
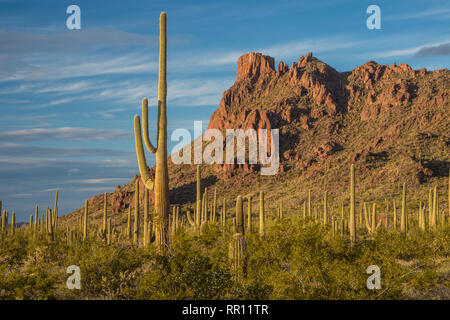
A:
247,195,252,233
134,179,140,246
371,203,376,238
196,165,201,228
107,218,111,245
53,190,58,232
393,200,397,230
259,191,264,238
236,196,244,235
34,205,38,235
400,183,407,235
103,192,107,240
308,190,311,218
222,198,226,228
127,206,132,240
133,12,169,254
349,164,356,243
229,195,248,279
213,187,217,224
323,191,328,226
432,186,437,229
11,212,15,235
144,188,149,247
83,200,88,241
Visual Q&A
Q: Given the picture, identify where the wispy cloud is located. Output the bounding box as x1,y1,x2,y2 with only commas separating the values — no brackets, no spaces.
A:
77,178,132,185
0,143,130,158
0,127,130,142
385,7,450,21
414,42,450,58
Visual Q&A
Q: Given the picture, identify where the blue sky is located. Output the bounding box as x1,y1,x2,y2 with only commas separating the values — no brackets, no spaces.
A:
0,0,449,221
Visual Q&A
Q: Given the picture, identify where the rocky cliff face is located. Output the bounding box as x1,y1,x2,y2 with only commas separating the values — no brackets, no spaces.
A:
208,52,448,176
63,52,449,224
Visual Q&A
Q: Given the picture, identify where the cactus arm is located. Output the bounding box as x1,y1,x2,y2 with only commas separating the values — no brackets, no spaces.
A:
186,209,195,227
134,115,155,191
142,98,157,153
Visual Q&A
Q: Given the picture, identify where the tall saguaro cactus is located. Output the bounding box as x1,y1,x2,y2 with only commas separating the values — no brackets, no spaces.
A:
349,164,356,243
83,200,88,240
196,165,201,229
259,191,264,237
400,183,407,235
134,12,170,253
229,196,248,279
103,192,108,239
134,179,140,246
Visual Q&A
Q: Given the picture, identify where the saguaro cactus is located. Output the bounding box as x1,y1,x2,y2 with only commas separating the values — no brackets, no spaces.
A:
102,192,108,239
349,164,356,243
222,198,226,228
83,200,88,240
229,196,248,279
259,191,264,238
53,190,59,232
107,218,112,245
323,191,328,226
213,187,217,224
247,195,252,233
134,179,140,246
371,203,377,239
195,165,201,228
127,206,132,240
400,183,407,234
11,212,15,235
308,190,311,218
393,200,397,230
144,188,149,247
134,12,170,253
431,186,438,229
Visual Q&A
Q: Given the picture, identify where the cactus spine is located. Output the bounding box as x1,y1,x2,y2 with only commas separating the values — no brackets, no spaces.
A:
134,12,169,253
400,183,407,234
349,164,356,243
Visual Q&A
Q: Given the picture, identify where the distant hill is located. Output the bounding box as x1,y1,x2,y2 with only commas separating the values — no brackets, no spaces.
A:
61,52,449,228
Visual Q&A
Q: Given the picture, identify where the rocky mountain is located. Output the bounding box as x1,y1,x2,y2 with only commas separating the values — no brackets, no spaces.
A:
62,52,449,226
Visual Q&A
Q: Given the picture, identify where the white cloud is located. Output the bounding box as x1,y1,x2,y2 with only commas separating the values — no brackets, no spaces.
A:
0,127,130,142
